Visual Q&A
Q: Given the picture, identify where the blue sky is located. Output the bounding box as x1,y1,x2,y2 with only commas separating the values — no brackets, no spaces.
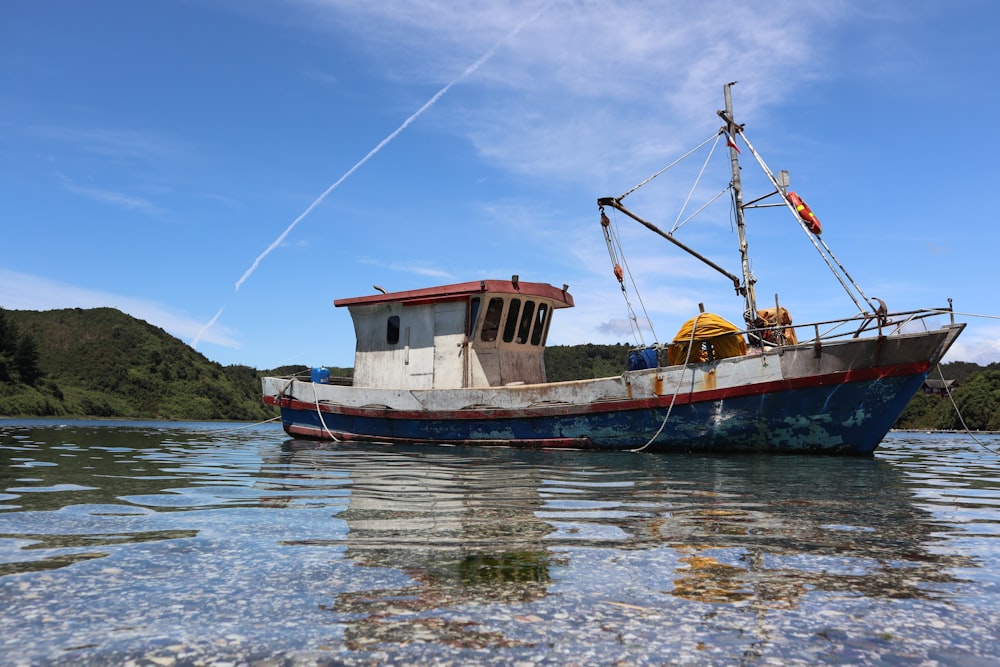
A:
2,0,999,370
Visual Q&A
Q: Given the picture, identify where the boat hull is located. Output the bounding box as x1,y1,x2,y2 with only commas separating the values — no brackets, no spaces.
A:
262,324,963,455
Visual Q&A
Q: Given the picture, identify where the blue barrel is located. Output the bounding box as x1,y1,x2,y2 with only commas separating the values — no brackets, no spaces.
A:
627,348,658,371
310,367,330,384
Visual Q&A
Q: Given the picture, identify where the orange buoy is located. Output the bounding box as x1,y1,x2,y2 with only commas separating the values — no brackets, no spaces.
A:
786,191,822,235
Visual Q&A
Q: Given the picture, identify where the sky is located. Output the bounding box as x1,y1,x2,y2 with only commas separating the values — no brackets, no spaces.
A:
2,0,1000,370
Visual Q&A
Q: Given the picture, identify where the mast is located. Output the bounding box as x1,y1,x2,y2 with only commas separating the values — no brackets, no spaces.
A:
719,82,757,326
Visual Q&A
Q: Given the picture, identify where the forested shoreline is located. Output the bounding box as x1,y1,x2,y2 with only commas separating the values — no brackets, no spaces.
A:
2,307,997,430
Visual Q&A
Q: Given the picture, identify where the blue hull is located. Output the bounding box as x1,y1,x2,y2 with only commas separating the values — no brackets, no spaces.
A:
277,372,928,455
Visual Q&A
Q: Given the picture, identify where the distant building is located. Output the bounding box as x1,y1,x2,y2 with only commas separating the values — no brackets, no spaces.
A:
923,378,959,396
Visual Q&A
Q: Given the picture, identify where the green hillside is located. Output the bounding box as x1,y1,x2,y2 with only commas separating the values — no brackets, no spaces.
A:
0,307,286,420
544,343,631,381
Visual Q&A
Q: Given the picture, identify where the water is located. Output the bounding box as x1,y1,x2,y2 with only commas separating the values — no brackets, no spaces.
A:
1,420,998,666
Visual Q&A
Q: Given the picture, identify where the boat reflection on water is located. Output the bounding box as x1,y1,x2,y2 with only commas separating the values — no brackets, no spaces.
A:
645,454,966,606
3,424,991,663
273,440,970,635
270,440,557,649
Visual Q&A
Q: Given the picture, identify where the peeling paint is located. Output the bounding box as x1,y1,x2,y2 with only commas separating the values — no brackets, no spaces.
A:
264,325,964,455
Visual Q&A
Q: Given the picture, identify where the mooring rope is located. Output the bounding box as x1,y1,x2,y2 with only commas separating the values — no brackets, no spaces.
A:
911,308,1000,454
936,365,999,455
202,415,283,434
311,380,340,442
630,314,704,453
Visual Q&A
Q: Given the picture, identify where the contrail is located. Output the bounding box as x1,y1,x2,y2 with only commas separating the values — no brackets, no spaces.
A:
234,6,549,292
191,305,225,349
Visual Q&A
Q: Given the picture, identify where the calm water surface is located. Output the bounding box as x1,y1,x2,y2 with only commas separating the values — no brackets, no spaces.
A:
1,420,998,665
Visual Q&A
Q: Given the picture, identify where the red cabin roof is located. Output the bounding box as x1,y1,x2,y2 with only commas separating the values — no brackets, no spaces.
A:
334,279,574,309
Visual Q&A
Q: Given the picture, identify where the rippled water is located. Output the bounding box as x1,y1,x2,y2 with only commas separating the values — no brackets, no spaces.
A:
1,420,998,665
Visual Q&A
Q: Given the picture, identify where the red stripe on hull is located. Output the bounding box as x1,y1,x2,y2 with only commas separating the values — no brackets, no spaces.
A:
268,360,931,422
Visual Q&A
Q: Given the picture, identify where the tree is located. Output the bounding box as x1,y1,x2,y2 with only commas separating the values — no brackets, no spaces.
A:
0,308,16,381
14,334,43,385
0,308,18,355
939,370,1000,431
895,392,940,430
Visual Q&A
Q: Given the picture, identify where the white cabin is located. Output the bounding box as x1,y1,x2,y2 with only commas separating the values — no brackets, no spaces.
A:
335,278,574,389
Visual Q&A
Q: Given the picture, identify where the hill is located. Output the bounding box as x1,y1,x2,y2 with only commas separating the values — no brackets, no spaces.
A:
1,307,300,420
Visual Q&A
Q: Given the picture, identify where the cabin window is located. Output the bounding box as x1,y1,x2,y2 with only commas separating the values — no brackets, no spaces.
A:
387,315,400,345
480,297,504,342
468,297,481,338
531,302,550,345
502,299,522,343
516,300,535,344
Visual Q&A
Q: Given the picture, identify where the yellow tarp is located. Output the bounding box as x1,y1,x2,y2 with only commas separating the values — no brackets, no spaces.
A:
667,313,748,366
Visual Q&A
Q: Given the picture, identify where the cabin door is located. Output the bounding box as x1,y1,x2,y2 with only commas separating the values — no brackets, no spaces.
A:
431,302,467,389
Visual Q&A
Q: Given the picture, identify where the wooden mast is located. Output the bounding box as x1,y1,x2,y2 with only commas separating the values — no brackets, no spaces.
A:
719,82,757,327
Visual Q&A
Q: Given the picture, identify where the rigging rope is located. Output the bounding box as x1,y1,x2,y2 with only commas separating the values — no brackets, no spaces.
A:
599,112,1000,457
734,126,876,314
600,132,736,351
946,310,1000,321
601,207,657,345
619,133,720,201
671,133,723,234
672,187,730,234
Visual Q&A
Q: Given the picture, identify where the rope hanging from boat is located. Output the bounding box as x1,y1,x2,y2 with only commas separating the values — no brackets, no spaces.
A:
276,375,340,441
935,363,1000,456
601,206,656,345
311,381,340,441
630,312,706,453
601,132,725,347
605,111,899,354
203,415,282,434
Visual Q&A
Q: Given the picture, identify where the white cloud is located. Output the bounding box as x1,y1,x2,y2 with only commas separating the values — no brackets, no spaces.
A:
945,327,1000,365
290,0,846,186
0,269,240,350
33,126,193,163
63,182,163,214
357,257,454,280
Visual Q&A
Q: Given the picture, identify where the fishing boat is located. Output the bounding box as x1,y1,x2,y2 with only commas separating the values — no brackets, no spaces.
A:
262,83,963,454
